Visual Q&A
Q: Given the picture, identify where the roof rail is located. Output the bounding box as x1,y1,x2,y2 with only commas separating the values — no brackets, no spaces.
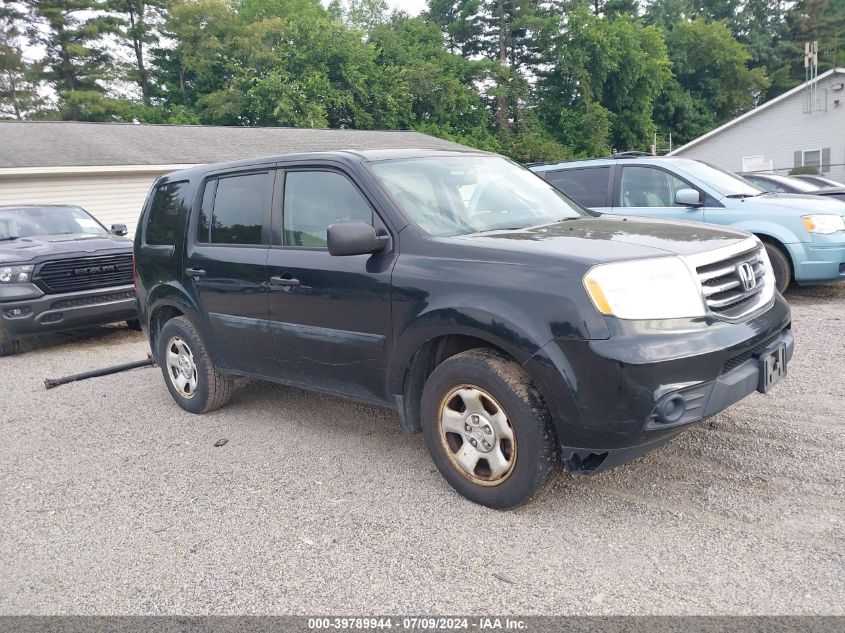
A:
608,151,654,159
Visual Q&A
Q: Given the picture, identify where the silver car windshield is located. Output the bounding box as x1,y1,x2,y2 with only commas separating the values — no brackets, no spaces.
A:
676,161,765,198
369,156,587,237
0,206,107,240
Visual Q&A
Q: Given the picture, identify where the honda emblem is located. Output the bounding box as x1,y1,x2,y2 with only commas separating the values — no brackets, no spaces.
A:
737,262,757,292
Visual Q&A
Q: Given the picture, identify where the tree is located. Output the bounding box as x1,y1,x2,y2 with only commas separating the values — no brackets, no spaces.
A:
108,0,169,105
0,6,47,119
21,0,123,120
788,0,845,74
425,0,485,57
733,0,793,100
347,0,389,33
371,13,499,150
654,18,769,144
482,0,546,133
537,5,671,155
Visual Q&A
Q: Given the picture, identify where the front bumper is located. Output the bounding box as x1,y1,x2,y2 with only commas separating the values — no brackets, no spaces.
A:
525,293,792,474
0,285,138,340
788,233,845,283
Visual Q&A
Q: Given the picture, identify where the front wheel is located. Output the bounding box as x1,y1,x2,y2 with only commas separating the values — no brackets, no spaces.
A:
420,349,559,509
764,242,792,294
0,326,20,357
157,316,234,414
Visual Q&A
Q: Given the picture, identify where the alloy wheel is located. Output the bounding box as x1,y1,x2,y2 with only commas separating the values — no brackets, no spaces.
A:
438,385,517,486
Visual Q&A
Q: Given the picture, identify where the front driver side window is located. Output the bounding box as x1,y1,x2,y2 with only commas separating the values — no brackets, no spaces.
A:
283,171,374,247
618,166,692,208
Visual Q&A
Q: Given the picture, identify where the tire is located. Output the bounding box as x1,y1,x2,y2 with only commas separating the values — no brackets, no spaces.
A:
157,316,234,414
764,242,792,294
126,319,143,331
420,348,559,509
0,326,20,357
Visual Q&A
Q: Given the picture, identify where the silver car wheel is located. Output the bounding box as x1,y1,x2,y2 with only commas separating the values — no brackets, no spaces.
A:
165,336,198,399
438,385,517,486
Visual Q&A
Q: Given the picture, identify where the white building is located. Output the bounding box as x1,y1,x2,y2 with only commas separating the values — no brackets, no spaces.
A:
669,67,845,183
0,121,463,236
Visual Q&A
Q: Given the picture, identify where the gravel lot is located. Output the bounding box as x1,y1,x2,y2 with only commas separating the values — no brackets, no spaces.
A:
1,284,843,616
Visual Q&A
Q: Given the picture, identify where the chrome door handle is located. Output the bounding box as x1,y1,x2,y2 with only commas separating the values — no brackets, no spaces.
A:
269,276,300,288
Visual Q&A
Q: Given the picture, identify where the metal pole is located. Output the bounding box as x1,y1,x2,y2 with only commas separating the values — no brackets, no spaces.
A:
45,354,155,390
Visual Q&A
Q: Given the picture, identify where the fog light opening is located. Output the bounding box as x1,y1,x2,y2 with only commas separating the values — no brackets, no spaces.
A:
656,394,687,425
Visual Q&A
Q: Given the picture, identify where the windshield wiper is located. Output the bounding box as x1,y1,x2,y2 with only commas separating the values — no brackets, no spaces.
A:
726,193,761,199
473,226,526,234
0,236,20,241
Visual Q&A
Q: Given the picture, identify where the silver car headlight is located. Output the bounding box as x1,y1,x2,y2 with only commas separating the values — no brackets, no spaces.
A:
802,214,845,235
583,256,706,320
0,265,34,284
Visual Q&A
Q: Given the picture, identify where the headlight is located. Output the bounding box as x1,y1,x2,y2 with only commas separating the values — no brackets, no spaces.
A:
0,264,34,283
583,257,705,319
802,215,845,234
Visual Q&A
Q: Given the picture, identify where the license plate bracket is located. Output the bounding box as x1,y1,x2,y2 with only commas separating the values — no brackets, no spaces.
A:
758,344,787,393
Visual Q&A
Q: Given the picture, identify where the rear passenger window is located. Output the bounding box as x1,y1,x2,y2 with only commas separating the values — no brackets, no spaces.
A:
283,171,373,247
146,181,189,245
545,167,610,208
198,172,268,245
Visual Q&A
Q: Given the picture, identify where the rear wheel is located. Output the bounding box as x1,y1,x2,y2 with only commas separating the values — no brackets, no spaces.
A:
421,348,559,509
0,326,20,357
763,242,792,294
157,316,234,414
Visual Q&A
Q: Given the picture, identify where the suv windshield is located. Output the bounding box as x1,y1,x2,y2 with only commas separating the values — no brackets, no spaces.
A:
369,156,587,237
675,161,765,198
0,206,108,240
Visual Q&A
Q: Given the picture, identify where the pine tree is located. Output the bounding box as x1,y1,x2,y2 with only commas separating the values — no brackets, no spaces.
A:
21,0,119,120
108,0,168,106
0,6,47,119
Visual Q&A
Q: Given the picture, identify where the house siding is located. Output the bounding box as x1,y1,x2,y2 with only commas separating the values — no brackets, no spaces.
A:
672,71,845,183
0,170,170,237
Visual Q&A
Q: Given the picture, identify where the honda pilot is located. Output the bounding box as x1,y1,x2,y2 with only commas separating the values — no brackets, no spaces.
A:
135,149,793,508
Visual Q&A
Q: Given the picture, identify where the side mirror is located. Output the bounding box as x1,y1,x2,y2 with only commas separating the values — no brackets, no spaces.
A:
110,223,128,236
674,188,702,207
327,221,388,257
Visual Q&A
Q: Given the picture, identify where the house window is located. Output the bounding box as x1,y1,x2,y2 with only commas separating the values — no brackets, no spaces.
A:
802,149,822,169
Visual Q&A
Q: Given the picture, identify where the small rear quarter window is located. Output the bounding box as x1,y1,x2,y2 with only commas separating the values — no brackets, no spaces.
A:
146,181,189,245
545,167,611,208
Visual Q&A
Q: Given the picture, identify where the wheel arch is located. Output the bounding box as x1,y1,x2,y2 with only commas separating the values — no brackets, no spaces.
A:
145,282,202,357
388,314,559,434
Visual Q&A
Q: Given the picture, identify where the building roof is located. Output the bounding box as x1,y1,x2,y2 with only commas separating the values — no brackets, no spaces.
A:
0,121,468,169
668,67,845,156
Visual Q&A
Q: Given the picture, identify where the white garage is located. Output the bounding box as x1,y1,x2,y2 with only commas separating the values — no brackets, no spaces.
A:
0,165,189,237
0,121,464,237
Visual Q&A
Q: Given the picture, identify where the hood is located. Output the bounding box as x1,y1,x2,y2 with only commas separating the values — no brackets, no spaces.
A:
737,193,845,214
444,215,750,265
0,233,132,265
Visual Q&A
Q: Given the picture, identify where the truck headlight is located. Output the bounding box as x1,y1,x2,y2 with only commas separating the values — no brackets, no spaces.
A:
802,215,845,234
583,257,705,319
0,265,34,283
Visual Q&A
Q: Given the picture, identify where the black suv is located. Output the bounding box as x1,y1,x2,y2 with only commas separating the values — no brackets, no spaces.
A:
135,149,793,508
0,204,138,356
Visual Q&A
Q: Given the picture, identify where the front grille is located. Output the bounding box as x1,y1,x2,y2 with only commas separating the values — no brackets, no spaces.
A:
696,246,768,319
35,254,134,294
720,332,782,375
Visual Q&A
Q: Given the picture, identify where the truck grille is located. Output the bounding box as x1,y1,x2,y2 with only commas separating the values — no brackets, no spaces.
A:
696,246,768,319
35,254,134,294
